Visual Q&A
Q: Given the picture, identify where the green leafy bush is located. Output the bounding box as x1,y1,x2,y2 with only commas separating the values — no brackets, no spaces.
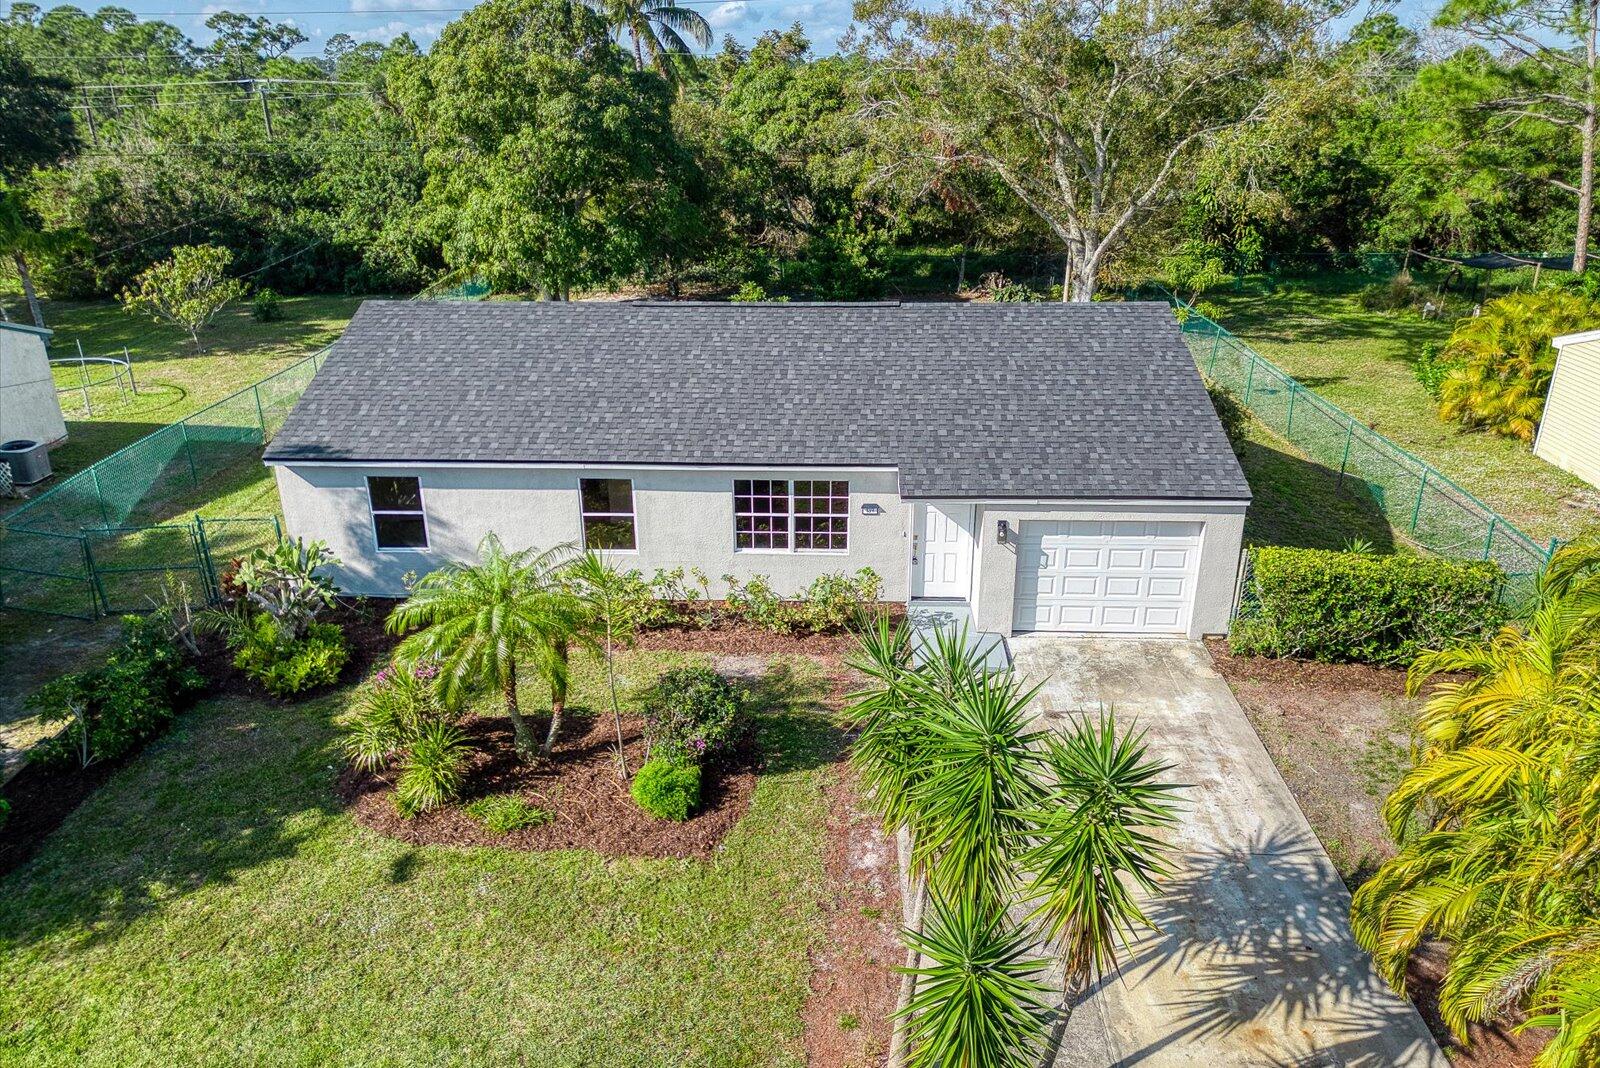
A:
1411,341,1458,399
1204,380,1247,455
1230,547,1505,665
464,793,552,833
630,757,701,821
230,616,349,697
395,720,470,818
0,798,10,833
250,287,284,322
642,666,746,765
28,614,205,769
723,569,882,634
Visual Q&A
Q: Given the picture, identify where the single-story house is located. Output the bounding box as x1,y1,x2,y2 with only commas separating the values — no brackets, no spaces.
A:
263,299,1251,638
0,320,66,448
1534,327,1600,489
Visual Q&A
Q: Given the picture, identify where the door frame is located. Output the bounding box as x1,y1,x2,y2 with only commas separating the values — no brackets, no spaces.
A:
911,501,977,601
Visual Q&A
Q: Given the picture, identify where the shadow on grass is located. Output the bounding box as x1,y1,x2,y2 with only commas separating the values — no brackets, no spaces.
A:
741,658,847,776
0,693,345,952
1239,437,1397,552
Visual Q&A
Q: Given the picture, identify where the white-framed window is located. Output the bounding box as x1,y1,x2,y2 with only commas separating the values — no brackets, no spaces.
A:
367,475,428,550
580,478,637,551
734,478,848,552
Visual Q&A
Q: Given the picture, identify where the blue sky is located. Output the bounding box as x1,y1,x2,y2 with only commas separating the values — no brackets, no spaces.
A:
18,0,1441,57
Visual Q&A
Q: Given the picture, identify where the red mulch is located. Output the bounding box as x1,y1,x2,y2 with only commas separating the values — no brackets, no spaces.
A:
339,711,759,859
631,607,901,658
803,761,901,1068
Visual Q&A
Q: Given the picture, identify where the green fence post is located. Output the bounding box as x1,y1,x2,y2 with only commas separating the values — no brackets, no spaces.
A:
1285,381,1298,436
1410,469,1428,532
194,517,220,605
179,421,200,488
88,467,111,527
1243,357,1258,405
254,384,267,442
1482,516,1497,560
83,535,109,617
272,514,283,544
1335,420,1354,490
1208,326,1222,377
80,535,101,619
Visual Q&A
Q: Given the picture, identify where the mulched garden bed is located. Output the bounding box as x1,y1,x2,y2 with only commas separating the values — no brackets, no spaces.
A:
338,711,760,860
631,607,901,658
192,596,405,700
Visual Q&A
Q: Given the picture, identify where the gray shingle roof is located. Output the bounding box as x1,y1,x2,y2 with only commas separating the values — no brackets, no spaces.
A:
264,299,1251,501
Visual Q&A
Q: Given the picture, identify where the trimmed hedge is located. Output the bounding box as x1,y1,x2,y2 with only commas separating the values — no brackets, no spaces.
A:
1230,547,1505,665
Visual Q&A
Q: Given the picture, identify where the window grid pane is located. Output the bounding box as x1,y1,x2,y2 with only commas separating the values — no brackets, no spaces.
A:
734,479,790,549
793,481,849,551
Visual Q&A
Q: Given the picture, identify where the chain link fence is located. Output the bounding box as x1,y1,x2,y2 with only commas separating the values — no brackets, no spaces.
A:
0,353,323,619
1164,294,1555,606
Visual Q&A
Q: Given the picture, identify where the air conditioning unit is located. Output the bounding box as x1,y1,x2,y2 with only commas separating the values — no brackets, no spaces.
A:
0,439,52,486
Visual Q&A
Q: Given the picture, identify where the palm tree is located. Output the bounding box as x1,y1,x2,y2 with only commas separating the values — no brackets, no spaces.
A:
567,552,639,776
388,535,582,762
1350,540,1600,1066
585,0,711,83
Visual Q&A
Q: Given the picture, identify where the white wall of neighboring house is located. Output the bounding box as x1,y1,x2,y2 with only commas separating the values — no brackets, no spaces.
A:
1536,330,1600,489
0,322,66,447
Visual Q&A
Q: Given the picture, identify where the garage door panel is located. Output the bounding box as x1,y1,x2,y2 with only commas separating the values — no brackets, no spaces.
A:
1015,520,1201,635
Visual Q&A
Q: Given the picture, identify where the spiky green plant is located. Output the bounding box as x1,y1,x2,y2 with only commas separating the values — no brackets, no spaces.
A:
896,893,1053,1068
1436,291,1599,442
1021,712,1181,991
394,721,470,818
388,535,583,762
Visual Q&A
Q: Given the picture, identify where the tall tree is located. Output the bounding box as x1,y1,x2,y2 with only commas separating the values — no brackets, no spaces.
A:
856,0,1332,300
398,0,703,299
0,39,75,182
1435,0,1600,271
584,0,711,82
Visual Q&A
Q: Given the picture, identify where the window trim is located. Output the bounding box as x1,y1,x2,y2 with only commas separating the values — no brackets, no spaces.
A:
366,475,430,553
578,477,640,554
733,478,850,555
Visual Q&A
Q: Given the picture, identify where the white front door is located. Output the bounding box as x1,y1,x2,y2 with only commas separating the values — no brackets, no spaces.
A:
915,503,975,600
1013,520,1203,635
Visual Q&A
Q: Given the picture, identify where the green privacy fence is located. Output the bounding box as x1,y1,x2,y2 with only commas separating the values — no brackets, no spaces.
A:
1165,294,1556,605
0,353,324,619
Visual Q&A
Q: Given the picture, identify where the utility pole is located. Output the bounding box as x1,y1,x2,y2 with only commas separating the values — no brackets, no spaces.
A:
258,81,275,141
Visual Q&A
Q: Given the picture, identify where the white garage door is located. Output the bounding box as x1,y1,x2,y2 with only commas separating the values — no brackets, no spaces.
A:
1014,520,1203,635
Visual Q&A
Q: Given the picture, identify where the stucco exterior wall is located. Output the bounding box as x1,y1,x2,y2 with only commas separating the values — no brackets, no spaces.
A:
272,463,912,599
969,501,1247,639
0,324,66,447
1535,337,1600,489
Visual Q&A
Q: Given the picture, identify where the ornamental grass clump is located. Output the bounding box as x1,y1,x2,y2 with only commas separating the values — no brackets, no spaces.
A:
342,660,469,818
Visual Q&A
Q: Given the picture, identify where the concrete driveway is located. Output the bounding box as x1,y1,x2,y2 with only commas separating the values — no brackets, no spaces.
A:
1011,637,1445,1068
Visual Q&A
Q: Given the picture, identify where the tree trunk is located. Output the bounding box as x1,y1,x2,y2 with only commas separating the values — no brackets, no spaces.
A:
1580,7,1598,273
1069,248,1098,302
540,639,570,757
503,662,540,761
633,32,644,71
188,324,204,353
886,871,928,1068
12,252,43,328
605,625,627,778
955,246,967,294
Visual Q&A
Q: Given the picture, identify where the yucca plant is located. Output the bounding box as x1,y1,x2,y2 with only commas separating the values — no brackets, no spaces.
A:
1022,712,1181,995
1351,540,1600,1066
896,893,1054,1068
1436,291,1599,442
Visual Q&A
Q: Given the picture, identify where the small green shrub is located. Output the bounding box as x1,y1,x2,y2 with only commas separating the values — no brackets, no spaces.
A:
724,573,790,632
723,569,882,634
464,793,552,833
29,614,205,769
642,666,746,765
1411,342,1458,400
250,287,284,322
631,757,701,821
230,617,349,697
342,661,447,770
395,720,469,818
1204,380,1248,455
1230,547,1505,665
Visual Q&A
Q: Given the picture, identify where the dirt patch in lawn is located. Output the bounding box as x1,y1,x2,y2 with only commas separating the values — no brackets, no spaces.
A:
804,759,900,1068
1206,640,1549,1066
339,711,760,860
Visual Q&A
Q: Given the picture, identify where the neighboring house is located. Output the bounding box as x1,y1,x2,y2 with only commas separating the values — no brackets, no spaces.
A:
0,320,66,447
1535,328,1600,489
263,300,1251,638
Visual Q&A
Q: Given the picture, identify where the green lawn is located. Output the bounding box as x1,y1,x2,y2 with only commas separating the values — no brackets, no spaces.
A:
5,294,365,516
1199,274,1600,546
0,649,838,1067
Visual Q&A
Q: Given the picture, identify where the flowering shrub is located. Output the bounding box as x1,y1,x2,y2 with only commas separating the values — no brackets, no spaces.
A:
641,667,746,766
